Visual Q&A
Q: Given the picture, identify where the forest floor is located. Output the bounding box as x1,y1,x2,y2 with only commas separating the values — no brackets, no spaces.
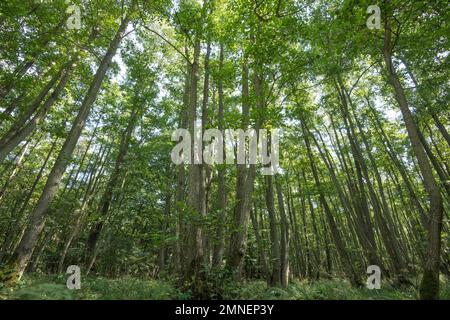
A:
1,275,449,300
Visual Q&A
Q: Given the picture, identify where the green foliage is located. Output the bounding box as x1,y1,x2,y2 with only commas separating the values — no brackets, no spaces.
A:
75,277,182,300
0,275,73,300
2,275,450,300
0,0,448,301
1,275,186,300
222,279,450,300
12,283,74,300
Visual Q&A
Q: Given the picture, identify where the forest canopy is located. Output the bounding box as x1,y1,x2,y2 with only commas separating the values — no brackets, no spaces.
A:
0,0,449,300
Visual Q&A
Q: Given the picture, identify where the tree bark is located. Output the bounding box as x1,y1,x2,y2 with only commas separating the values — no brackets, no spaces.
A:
86,103,138,272
265,175,281,287
0,17,130,283
275,176,289,288
0,56,78,162
384,19,443,299
212,44,227,269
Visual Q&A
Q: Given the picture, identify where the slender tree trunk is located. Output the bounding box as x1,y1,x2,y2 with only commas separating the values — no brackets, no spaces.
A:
0,57,78,162
0,17,130,283
0,64,64,146
184,37,205,284
302,120,362,287
212,44,227,269
336,80,382,268
0,139,56,263
157,194,172,275
0,17,66,101
352,107,409,281
265,175,281,287
226,58,260,278
57,144,108,273
86,103,138,272
384,19,443,299
199,41,211,267
250,206,269,277
0,140,31,202
275,176,289,288
174,46,190,272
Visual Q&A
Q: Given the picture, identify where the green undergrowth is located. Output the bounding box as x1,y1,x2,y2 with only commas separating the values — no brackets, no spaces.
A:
0,274,185,300
222,279,421,300
1,274,449,300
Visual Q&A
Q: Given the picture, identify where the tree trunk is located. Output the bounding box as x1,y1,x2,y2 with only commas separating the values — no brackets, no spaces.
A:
0,17,130,284
302,120,362,287
265,175,281,287
275,176,289,288
57,144,109,273
86,103,138,272
0,57,78,162
384,19,443,299
212,44,227,269
226,58,260,278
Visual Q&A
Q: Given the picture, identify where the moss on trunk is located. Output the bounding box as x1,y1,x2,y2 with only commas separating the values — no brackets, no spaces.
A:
419,269,440,300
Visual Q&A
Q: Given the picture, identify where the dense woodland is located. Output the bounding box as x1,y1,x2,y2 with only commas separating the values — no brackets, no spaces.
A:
0,0,449,300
